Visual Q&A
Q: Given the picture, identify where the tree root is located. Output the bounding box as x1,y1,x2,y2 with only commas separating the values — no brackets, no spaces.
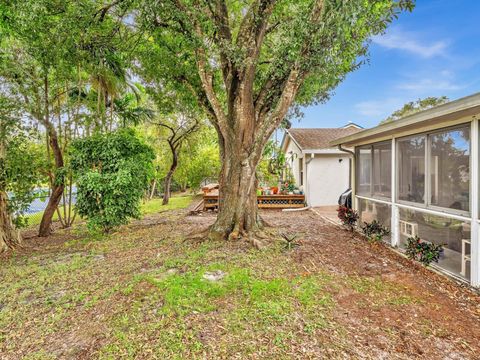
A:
184,226,211,243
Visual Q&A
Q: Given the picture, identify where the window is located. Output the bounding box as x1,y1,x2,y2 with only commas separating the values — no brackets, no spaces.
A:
430,127,470,211
356,142,392,198
397,126,471,212
373,142,392,198
358,198,391,242
398,136,425,204
399,208,470,279
356,147,371,196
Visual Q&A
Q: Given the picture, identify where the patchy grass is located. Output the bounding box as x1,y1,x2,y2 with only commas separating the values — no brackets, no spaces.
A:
22,195,193,228
141,195,194,215
1,209,479,359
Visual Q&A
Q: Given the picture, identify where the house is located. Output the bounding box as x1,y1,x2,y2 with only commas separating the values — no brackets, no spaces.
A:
331,92,480,288
280,123,362,207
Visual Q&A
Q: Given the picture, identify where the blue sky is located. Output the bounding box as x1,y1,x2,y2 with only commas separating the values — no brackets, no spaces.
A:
295,0,480,129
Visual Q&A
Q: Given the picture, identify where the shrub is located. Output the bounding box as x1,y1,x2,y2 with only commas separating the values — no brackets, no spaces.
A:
337,205,359,231
361,220,390,242
405,235,444,266
70,129,155,233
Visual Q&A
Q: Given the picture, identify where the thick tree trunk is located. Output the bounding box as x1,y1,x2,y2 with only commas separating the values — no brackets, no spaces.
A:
0,191,21,252
209,146,261,241
38,76,65,237
162,171,173,205
162,148,178,206
39,184,64,236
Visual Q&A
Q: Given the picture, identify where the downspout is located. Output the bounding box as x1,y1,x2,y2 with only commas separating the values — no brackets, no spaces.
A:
338,144,355,189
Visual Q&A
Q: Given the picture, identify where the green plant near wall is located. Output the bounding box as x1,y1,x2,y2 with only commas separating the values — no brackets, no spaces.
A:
361,220,390,242
337,206,359,231
70,129,155,233
405,235,444,266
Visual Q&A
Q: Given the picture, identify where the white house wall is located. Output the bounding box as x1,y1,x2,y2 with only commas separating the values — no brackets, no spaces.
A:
285,138,303,186
307,154,351,207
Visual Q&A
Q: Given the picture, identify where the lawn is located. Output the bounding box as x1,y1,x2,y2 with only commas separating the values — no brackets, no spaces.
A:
23,194,195,227
1,206,479,359
140,195,194,215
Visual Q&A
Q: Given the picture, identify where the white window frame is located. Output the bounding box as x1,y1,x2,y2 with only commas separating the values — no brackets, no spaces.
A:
396,124,471,217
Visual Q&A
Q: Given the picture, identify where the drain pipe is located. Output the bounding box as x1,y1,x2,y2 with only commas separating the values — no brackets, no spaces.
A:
337,144,355,188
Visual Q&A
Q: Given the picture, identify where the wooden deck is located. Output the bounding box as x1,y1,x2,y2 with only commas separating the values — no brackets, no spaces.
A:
203,192,305,210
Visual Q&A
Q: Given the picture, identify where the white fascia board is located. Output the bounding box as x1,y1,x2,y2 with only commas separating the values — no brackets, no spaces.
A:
302,148,353,155
280,131,290,152
285,131,304,152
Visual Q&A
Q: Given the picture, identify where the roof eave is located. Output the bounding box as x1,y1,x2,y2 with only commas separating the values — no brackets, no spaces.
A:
330,92,480,147
284,129,304,151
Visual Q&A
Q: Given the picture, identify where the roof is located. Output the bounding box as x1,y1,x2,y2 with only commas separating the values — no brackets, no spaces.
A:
286,127,362,150
331,92,480,147
342,121,364,129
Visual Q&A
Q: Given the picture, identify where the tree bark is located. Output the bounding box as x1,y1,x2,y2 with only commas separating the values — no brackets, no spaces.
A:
162,145,178,205
209,140,262,241
149,179,157,200
0,191,21,252
0,134,21,251
38,75,65,237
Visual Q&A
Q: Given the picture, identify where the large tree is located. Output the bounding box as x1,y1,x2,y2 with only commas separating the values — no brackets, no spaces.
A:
136,0,414,241
154,113,200,205
0,0,138,236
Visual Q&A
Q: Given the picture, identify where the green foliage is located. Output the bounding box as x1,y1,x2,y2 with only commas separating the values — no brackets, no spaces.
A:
135,0,414,129
0,96,45,228
381,96,449,124
258,140,288,186
172,126,220,191
70,129,155,232
405,236,444,266
361,220,390,242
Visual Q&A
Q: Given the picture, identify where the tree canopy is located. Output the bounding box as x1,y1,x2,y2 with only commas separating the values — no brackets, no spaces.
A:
381,96,449,124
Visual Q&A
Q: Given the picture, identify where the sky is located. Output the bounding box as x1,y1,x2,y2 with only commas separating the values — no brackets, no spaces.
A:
294,0,480,130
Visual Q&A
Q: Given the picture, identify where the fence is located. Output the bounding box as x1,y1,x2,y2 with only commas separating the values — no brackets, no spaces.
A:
17,190,77,230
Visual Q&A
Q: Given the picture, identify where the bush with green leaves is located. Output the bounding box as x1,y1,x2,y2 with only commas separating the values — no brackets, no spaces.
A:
405,235,444,266
361,220,390,242
70,129,155,233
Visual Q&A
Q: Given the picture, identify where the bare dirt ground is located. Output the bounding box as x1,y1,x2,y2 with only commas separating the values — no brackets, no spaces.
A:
1,207,479,359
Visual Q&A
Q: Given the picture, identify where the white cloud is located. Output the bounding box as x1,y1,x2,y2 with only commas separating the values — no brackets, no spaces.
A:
396,68,465,93
372,28,448,58
355,98,404,117
397,78,464,92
